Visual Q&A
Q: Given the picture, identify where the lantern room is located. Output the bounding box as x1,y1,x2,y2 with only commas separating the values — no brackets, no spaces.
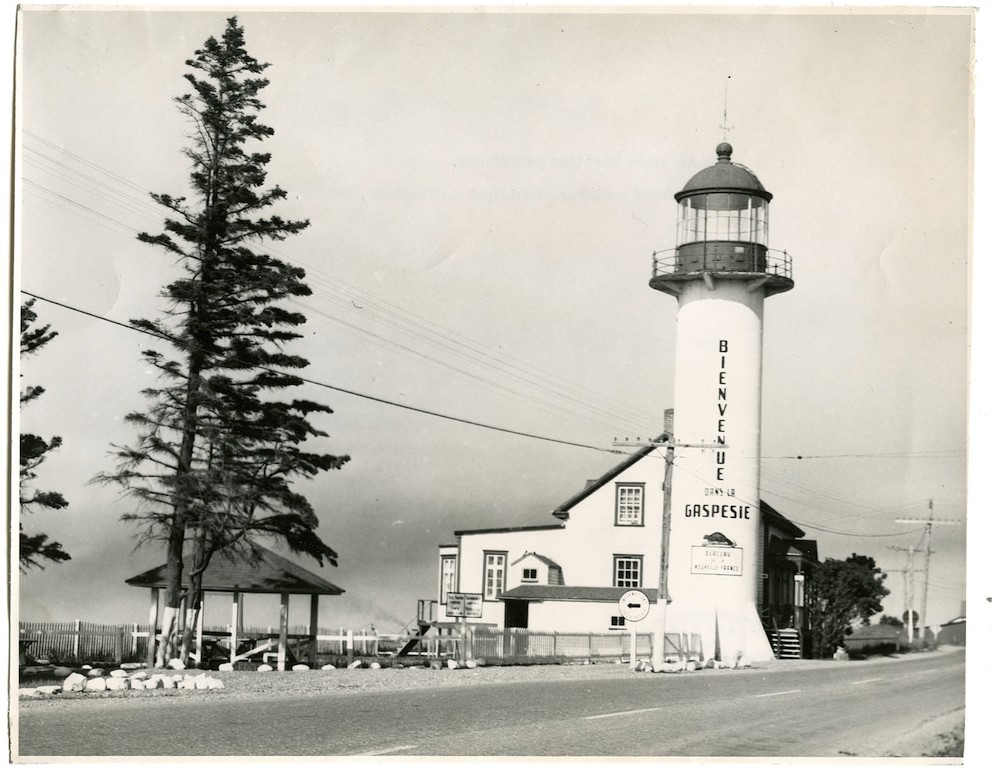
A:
650,142,793,297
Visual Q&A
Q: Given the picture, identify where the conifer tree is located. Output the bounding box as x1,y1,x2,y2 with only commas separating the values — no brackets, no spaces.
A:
19,299,70,571
98,17,348,666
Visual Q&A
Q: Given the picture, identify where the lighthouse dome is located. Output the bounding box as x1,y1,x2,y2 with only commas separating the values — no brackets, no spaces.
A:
675,143,772,202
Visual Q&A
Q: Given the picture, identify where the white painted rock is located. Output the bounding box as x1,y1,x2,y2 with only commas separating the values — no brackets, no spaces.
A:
218,663,234,672
19,688,38,698
161,677,176,689
85,677,107,692
206,678,224,689
257,664,274,672
292,664,311,671
35,685,61,695
130,679,145,690
129,670,148,680
446,659,459,670
86,668,106,678
321,664,336,671
194,677,211,690
62,673,87,692
119,662,143,669
167,658,185,670
686,661,697,672
105,678,128,691
465,659,478,669
368,662,381,670
109,669,129,678
347,660,362,669
81,664,92,670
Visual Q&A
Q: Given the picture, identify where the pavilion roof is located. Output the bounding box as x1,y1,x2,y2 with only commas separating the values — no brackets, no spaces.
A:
125,545,344,596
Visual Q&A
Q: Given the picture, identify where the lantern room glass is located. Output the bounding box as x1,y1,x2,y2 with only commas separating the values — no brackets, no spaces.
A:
677,193,768,248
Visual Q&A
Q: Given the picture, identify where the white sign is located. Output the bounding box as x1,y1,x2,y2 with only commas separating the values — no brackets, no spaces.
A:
690,546,743,576
446,592,483,618
618,590,650,622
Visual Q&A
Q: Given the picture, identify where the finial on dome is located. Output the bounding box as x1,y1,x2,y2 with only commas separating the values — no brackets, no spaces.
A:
716,142,733,162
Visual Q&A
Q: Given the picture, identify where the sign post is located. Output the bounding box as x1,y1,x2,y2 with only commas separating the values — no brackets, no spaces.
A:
445,592,483,663
619,589,650,668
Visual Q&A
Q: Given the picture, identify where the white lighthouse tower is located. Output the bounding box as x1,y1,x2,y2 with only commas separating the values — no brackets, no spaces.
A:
650,142,793,663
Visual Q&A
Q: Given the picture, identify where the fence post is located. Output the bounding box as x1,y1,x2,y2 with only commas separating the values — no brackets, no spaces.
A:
115,625,124,664
131,623,139,658
73,619,81,662
346,629,354,665
588,632,593,663
552,631,558,660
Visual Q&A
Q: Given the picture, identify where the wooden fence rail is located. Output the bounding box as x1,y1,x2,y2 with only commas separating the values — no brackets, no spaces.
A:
19,622,700,667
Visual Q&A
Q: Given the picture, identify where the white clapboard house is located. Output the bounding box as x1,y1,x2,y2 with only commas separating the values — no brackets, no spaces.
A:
435,440,818,657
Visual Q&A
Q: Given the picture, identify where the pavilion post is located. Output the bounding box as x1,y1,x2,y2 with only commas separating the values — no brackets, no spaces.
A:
308,594,319,668
230,588,240,666
147,587,160,668
195,599,204,666
278,592,290,672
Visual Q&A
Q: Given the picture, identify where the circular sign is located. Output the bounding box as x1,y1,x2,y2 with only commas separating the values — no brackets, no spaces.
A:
618,590,650,622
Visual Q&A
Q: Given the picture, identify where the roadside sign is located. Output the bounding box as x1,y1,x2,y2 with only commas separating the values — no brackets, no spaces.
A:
446,592,483,618
618,590,650,622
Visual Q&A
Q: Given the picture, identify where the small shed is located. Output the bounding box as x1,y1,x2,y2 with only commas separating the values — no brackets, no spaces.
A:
126,546,344,670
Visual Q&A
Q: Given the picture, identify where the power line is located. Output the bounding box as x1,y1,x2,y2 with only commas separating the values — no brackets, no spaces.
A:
19,289,630,458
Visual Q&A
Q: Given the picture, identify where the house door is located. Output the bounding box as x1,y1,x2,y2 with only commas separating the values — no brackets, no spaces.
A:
504,600,529,629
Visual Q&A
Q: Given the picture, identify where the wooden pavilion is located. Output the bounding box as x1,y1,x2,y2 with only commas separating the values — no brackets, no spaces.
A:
126,545,344,671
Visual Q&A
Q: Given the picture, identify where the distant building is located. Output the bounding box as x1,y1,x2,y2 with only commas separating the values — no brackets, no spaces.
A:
435,442,819,658
937,615,966,646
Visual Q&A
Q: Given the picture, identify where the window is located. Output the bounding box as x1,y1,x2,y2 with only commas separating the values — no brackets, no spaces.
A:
615,484,645,526
484,552,507,600
440,555,456,604
610,615,626,629
522,567,538,582
613,555,643,588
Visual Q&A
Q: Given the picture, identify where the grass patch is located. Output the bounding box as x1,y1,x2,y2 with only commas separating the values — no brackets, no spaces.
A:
924,721,965,758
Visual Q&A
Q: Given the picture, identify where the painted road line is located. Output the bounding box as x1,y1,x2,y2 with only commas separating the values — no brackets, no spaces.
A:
585,707,663,720
753,689,802,698
352,745,418,756
852,677,884,685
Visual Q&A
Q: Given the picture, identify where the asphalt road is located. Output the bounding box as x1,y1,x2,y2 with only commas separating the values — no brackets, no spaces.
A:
17,650,964,758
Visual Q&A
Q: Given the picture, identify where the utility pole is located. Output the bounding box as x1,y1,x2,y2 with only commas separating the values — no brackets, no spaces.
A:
896,502,960,647
887,545,922,645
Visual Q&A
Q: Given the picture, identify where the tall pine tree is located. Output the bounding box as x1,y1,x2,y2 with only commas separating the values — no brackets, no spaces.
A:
98,18,348,666
19,299,70,571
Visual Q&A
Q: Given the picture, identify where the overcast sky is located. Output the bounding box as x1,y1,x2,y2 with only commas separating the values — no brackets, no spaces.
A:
13,6,976,637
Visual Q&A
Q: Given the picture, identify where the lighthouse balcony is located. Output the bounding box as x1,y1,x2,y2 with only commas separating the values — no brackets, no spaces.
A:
650,243,794,297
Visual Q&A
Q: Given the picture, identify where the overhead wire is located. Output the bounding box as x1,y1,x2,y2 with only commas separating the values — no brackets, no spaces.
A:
20,132,662,439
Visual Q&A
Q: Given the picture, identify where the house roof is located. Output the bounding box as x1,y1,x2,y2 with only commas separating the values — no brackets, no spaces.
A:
552,439,665,520
760,500,806,539
453,523,565,537
510,551,561,568
767,537,818,562
499,585,660,603
125,545,345,596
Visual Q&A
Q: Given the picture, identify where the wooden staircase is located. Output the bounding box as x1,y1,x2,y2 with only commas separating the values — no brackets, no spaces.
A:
394,621,432,657
769,627,802,659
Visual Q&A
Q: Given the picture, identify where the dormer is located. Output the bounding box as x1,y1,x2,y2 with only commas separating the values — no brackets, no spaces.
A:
509,551,564,587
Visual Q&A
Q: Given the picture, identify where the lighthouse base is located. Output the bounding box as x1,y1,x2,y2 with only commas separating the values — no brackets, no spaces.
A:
668,601,774,664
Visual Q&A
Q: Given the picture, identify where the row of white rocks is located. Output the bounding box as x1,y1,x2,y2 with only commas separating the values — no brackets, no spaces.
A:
20,669,225,698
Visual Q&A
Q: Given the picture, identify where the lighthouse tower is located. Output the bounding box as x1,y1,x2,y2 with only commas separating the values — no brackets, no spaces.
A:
650,142,793,663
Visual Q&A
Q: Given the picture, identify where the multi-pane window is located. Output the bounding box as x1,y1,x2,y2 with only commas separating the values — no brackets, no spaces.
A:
440,556,456,604
522,567,538,582
484,552,507,600
614,555,643,588
616,484,644,526
610,615,626,629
